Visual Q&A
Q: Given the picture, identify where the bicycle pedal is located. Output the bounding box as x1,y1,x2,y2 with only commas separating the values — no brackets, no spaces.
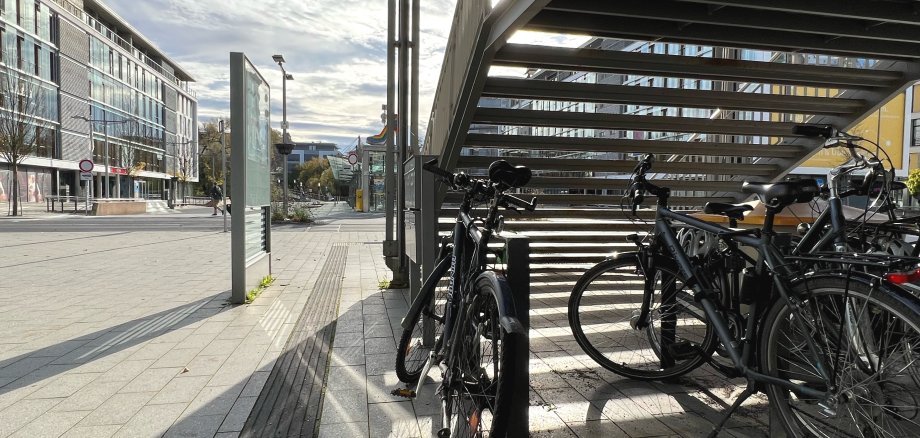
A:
664,341,699,360
390,387,417,399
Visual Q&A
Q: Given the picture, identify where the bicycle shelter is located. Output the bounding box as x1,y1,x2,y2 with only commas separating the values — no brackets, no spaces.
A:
415,0,920,296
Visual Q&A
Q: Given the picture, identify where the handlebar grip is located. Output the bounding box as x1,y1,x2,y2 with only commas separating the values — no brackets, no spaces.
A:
505,194,537,212
422,159,455,183
793,124,836,138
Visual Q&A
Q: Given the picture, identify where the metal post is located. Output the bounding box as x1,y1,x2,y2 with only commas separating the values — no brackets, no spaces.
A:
281,69,289,217
504,234,530,435
395,0,410,287
385,0,396,254
103,114,110,198
220,120,228,233
411,0,419,154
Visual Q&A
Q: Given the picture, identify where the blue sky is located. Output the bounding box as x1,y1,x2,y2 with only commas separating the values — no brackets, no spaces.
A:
104,0,458,149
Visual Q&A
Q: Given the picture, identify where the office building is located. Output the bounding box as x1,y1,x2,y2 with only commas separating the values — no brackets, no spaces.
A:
0,0,197,203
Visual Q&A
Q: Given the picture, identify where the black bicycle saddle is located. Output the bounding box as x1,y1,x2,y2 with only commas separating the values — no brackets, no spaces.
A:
742,179,819,209
488,160,531,189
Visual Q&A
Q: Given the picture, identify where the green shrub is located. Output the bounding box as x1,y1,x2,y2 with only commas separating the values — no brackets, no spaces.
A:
907,168,920,196
289,206,312,223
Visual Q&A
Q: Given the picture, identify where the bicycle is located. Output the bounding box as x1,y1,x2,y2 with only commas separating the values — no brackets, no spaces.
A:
568,153,920,437
393,159,536,437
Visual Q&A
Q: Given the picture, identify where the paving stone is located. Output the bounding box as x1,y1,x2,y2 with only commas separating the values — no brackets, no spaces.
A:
0,398,63,437
368,401,422,438
26,372,100,399
217,396,258,433
78,391,156,427
9,410,89,438
60,424,122,438
164,413,225,438
149,375,211,405
51,380,127,412
112,402,187,438
318,421,370,438
118,367,181,393
321,388,368,424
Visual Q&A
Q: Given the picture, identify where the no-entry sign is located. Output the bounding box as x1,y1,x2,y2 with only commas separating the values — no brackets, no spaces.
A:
78,159,94,172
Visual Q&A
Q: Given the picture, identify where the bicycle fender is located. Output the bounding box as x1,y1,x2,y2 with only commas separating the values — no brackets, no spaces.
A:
400,256,452,330
791,271,920,314
474,271,526,335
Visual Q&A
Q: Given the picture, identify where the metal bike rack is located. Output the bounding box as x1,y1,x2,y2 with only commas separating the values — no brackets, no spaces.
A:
496,232,530,435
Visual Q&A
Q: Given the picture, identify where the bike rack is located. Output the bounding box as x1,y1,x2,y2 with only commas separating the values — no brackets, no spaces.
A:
496,232,530,435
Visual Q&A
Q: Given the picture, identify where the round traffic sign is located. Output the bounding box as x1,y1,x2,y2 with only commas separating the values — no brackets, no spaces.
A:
347,153,358,165
78,159,94,172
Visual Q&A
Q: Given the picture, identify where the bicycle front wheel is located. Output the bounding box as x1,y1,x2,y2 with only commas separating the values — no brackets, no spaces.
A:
568,254,715,381
446,275,524,437
395,255,451,384
762,276,920,437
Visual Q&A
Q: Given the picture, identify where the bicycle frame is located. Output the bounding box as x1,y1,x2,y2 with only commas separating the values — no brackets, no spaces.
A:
646,199,831,400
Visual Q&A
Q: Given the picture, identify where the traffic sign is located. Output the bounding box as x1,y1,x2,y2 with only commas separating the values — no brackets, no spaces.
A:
347,152,358,165
78,159,93,172
80,171,92,181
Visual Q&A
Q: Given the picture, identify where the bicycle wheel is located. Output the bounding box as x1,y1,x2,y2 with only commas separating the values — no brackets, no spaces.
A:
446,275,523,437
395,255,452,384
762,276,920,437
568,253,716,381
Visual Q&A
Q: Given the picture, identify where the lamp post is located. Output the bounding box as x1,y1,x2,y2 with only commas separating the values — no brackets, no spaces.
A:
272,54,294,217
72,115,132,198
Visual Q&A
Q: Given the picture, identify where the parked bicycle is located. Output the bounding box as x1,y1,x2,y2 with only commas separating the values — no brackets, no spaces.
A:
568,148,920,437
393,159,535,438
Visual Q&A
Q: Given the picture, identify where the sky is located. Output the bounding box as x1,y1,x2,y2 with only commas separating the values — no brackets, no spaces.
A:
100,0,456,151
102,0,588,151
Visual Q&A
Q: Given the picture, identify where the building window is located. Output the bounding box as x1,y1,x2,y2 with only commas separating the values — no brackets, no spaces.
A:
912,119,920,147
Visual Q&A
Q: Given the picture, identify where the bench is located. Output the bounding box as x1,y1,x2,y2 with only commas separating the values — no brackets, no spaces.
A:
46,195,82,213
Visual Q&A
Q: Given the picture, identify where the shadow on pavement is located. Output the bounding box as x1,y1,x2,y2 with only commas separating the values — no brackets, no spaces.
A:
0,293,228,396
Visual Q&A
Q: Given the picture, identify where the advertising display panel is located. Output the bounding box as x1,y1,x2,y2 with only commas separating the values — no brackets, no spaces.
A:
230,52,272,303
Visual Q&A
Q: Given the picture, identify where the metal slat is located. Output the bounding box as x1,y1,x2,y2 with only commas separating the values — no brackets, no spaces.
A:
674,0,920,26
456,155,778,175
465,134,803,158
439,208,661,219
492,44,902,89
504,43,902,87
472,108,806,138
483,77,865,115
546,0,920,45
444,191,734,206
525,12,920,59
524,177,746,192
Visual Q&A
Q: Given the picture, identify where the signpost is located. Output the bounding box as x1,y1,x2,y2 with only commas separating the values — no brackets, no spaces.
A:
79,160,93,215
347,152,358,166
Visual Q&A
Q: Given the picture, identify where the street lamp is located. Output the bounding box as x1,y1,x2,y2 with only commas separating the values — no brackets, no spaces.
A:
273,53,295,216
72,114,133,198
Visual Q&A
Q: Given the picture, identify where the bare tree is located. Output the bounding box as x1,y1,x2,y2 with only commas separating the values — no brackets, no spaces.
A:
0,69,46,216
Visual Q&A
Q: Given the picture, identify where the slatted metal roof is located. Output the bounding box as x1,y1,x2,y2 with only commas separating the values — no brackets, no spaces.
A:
422,0,920,275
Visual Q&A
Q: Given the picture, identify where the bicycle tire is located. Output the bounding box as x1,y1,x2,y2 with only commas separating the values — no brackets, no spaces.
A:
446,274,523,437
395,255,452,384
568,253,716,381
762,275,920,438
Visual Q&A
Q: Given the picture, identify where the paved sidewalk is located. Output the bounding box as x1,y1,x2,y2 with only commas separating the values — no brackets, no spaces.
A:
0,203,766,437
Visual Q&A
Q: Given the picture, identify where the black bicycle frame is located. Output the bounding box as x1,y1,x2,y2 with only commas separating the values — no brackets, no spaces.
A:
651,204,830,400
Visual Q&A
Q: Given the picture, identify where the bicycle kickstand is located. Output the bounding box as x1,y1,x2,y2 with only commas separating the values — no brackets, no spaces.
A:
707,382,758,438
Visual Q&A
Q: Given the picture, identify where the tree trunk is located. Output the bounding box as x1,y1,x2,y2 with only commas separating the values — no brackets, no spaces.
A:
10,164,19,216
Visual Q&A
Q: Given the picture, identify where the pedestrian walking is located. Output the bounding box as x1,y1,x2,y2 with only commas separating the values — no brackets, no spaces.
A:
209,185,223,215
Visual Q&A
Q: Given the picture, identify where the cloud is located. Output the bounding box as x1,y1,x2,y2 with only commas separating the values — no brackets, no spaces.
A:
103,0,458,148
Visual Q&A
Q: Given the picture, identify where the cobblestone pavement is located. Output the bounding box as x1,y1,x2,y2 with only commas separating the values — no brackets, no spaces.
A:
0,204,768,437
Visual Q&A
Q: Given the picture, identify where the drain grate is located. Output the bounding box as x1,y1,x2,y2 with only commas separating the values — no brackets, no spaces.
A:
241,244,348,438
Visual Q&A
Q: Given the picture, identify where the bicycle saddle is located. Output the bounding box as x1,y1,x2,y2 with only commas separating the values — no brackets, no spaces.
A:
742,179,819,208
488,160,531,188
703,202,753,221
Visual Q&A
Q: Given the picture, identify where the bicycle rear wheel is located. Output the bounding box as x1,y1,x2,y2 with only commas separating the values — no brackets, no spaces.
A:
568,254,715,381
395,255,451,384
445,275,523,437
762,276,920,437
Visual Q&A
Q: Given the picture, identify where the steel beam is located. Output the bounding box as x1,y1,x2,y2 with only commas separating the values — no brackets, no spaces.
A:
493,44,902,89
526,11,920,59
464,134,803,158
546,0,920,44
456,155,777,175
472,108,804,138
674,0,920,26
483,77,864,115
